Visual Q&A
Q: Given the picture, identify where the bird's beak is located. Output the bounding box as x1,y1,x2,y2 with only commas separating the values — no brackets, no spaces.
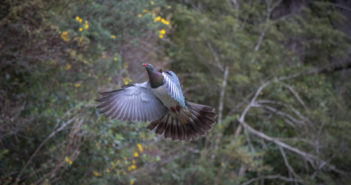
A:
142,63,147,67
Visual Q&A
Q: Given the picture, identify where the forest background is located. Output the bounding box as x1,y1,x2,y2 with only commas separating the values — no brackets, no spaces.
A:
1,0,351,184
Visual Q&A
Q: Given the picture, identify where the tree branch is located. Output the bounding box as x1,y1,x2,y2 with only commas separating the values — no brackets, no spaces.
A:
234,81,270,137
238,120,346,175
241,174,302,185
16,117,77,182
281,83,307,109
218,64,229,123
278,60,351,81
279,146,299,181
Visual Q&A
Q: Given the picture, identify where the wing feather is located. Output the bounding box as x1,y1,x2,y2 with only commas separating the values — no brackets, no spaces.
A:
124,98,131,120
97,81,167,122
105,97,118,117
130,97,136,121
114,98,126,120
162,71,185,107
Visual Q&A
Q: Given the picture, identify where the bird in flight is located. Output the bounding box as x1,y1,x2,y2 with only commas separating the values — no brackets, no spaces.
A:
96,63,216,141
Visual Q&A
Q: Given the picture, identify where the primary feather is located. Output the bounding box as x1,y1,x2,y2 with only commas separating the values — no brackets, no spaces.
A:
163,71,185,107
96,82,167,122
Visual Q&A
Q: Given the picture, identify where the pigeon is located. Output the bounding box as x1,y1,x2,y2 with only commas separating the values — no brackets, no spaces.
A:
96,63,217,141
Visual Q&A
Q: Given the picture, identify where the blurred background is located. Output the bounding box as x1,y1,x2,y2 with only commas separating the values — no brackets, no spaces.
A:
1,0,351,184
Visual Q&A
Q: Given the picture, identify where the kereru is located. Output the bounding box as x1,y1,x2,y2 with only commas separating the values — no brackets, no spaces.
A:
96,63,216,141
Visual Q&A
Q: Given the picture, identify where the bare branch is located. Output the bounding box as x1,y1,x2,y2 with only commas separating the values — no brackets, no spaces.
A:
244,128,255,153
235,81,270,137
257,99,310,124
250,0,282,60
240,121,314,161
332,3,351,12
241,174,302,185
207,42,224,71
253,25,269,52
218,64,229,123
278,60,351,81
277,137,315,146
16,117,78,182
281,83,307,109
261,104,305,126
279,147,299,179
238,120,346,175
231,0,239,9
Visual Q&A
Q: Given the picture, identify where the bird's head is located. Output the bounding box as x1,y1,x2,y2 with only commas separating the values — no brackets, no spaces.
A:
142,63,163,87
142,63,155,72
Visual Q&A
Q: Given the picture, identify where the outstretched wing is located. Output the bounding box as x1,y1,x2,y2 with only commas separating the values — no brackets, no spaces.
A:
162,71,185,107
96,81,167,122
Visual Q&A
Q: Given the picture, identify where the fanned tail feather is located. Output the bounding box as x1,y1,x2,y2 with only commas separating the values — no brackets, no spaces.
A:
147,102,217,141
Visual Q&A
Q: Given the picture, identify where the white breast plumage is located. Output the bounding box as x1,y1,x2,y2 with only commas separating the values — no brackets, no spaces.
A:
151,84,178,108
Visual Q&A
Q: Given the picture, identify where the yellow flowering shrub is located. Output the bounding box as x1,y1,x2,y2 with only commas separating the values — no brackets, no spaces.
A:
74,83,81,88
65,64,71,70
122,78,132,85
133,152,139,157
75,16,82,23
2,0,176,185
129,179,135,185
159,29,166,38
61,31,69,42
154,16,161,22
65,157,73,165
137,144,143,153
93,171,99,176
84,21,89,29
161,18,169,25
128,164,136,171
